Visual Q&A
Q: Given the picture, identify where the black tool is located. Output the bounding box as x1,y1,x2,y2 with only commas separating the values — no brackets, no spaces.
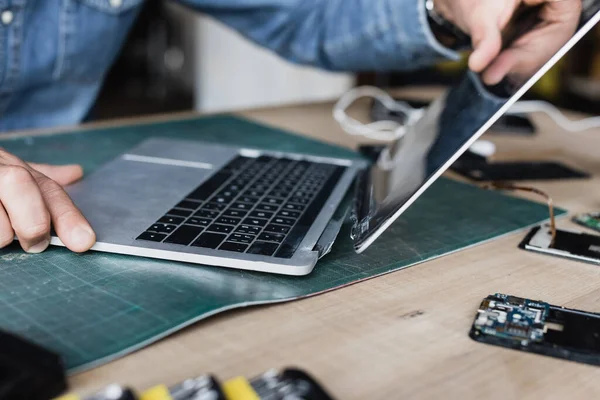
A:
0,330,68,400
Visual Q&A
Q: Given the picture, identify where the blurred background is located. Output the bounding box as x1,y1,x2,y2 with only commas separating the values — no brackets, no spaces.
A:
88,0,600,121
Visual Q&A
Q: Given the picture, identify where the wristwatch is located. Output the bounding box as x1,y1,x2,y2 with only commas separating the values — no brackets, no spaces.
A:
425,0,471,50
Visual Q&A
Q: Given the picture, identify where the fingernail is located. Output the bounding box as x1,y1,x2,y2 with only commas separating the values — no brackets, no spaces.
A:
71,225,95,248
27,238,50,254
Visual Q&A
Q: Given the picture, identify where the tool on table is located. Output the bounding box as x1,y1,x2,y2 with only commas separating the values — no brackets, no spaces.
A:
223,368,334,400
55,376,225,400
470,293,600,366
56,385,138,400
0,330,67,400
55,368,334,400
141,375,225,400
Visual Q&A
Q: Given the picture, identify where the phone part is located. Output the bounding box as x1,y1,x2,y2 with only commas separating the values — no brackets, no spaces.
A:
520,225,600,266
470,293,600,366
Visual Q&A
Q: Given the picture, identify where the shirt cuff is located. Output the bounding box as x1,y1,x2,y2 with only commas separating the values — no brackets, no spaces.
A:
415,0,462,62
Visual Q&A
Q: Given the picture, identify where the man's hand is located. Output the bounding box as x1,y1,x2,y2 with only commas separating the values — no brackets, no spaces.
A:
434,0,582,85
0,148,96,253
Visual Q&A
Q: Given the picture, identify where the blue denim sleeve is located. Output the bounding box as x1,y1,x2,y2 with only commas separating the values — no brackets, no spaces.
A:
176,0,461,71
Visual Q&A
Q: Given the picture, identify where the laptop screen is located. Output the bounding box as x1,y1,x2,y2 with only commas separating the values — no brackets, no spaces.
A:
352,3,600,253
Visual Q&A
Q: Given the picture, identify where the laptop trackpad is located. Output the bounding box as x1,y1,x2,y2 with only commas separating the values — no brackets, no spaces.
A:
64,139,239,246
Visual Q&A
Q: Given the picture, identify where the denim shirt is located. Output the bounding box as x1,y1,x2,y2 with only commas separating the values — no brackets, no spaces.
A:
0,0,458,132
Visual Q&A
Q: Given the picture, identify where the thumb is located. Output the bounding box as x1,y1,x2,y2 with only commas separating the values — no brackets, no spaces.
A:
467,10,503,73
28,163,84,186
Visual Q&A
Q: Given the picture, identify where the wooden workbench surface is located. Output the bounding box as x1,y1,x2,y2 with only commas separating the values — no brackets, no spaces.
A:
25,88,600,399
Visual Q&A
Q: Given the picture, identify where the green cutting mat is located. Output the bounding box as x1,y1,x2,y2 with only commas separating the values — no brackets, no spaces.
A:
0,115,561,373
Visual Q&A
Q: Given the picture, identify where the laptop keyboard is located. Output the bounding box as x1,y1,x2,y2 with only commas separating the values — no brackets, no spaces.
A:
136,155,346,258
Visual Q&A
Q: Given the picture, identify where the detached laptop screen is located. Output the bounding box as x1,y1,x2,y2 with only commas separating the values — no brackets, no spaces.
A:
352,4,600,252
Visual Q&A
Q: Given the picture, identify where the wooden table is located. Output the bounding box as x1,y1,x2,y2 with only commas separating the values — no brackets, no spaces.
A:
39,89,600,399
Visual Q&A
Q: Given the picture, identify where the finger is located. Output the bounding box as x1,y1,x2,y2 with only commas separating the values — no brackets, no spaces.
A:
522,0,547,5
481,48,520,85
0,202,14,249
467,9,503,73
33,172,96,253
28,163,84,186
483,19,577,86
0,165,51,253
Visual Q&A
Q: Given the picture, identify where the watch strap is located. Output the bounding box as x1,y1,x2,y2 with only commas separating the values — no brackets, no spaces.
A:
425,0,471,50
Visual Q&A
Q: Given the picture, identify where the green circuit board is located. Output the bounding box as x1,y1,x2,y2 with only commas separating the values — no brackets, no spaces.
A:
573,212,600,233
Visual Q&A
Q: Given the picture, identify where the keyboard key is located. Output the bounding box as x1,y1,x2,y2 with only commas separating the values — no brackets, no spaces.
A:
148,224,176,234
158,216,184,225
244,189,264,198
164,225,204,246
207,224,234,234
293,190,311,198
231,202,252,211
223,209,247,218
250,184,269,192
167,208,192,217
177,200,200,210
279,184,295,192
265,224,291,234
250,211,273,219
228,233,255,244
254,178,271,186
217,216,241,226
223,156,252,172
283,203,305,212
187,171,233,201
247,241,279,256
212,196,230,204
289,197,311,205
137,232,167,242
256,155,275,163
224,184,243,192
195,209,220,219
232,178,250,187
236,225,262,235
258,232,285,243
268,190,288,199
243,217,268,227
238,195,260,204
219,241,249,253
272,217,295,226
278,210,300,219
263,197,283,205
186,217,211,227
203,202,227,211
192,233,227,249
217,189,238,199
256,203,278,212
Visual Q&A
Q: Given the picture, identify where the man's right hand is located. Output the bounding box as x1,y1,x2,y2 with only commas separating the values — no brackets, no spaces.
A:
434,0,582,86
0,148,96,253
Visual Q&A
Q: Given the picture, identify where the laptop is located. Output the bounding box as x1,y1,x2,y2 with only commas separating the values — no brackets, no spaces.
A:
51,6,600,275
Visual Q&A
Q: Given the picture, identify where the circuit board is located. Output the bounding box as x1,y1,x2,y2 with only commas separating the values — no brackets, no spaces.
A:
574,212,600,233
471,294,549,344
470,294,600,366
